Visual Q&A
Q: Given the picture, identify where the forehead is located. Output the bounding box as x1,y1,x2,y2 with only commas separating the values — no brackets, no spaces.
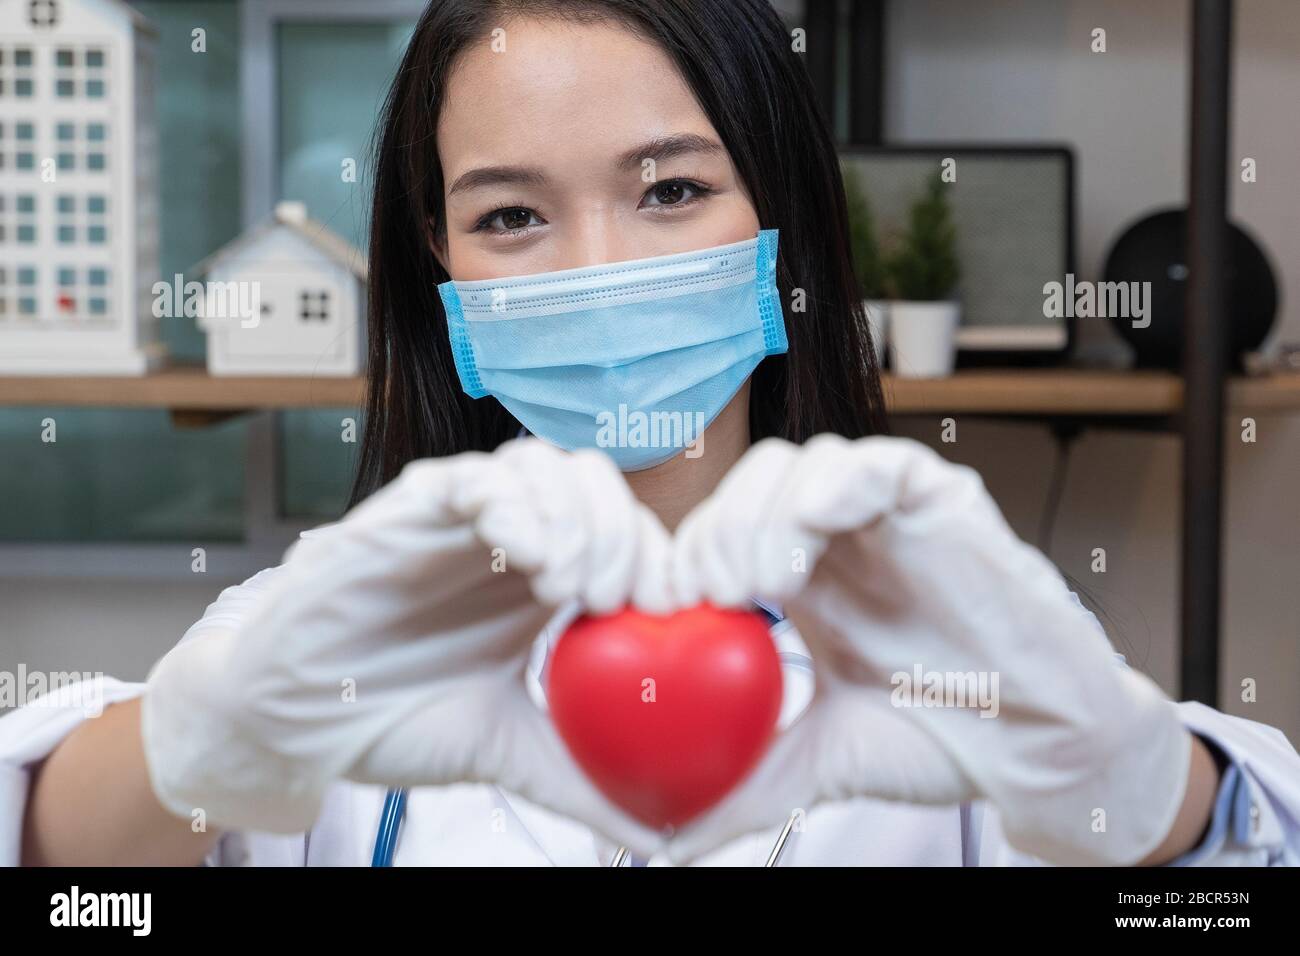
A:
437,17,718,173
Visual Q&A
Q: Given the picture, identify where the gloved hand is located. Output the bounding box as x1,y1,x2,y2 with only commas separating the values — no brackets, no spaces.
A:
141,438,672,855
668,434,1192,866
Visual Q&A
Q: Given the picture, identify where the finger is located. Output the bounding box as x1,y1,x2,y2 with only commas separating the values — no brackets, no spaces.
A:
664,700,825,864
519,444,595,600
815,685,976,808
685,507,752,608
664,679,976,865
749,437,857,600
669,506,707,606
630,507,676,615
448,446,540,523
451,449,554,573
472,495,552,575
788,436,984,538
352,677,668,860
488,442,600,607
680,439,802,608
568,450,640,614
669,437,799,606
495,692,669,860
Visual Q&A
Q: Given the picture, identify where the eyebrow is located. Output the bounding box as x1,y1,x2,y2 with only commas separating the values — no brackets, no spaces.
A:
615,133,726,173
445,133,726,197
446,164,549,197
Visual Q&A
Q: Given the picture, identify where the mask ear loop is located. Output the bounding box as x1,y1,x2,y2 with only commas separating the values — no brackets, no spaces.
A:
437,282,487,398
755,229,788,355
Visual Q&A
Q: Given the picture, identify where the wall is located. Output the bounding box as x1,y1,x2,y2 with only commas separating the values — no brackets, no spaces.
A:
1,576,243,685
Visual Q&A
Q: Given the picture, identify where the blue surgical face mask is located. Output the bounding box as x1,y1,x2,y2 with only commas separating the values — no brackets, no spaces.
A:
437,229,787,471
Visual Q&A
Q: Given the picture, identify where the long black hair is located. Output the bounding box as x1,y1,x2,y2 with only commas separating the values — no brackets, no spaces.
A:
348,0,888,507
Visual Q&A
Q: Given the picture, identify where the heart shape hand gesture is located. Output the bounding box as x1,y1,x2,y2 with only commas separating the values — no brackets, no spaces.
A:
145,433,1189,868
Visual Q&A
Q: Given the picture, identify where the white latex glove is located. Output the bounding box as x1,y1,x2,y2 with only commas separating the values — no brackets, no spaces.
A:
669,434,1191,866
142,438,671,856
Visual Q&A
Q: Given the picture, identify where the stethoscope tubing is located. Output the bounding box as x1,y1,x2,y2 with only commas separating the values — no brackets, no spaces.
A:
371,788,408,867
607,813,796,867
373,787,796,866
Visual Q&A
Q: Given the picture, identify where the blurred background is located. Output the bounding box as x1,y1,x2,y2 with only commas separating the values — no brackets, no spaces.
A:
1,0,1296,741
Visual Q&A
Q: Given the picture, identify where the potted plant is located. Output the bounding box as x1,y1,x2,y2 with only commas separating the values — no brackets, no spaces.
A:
885,171,962,378
842,164,889,365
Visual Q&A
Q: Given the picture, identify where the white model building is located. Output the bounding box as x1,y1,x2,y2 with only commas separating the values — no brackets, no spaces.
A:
194,200,367,377
0,0,163,374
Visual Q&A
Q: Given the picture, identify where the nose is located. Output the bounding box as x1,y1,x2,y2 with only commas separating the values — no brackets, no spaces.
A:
552,211,641,271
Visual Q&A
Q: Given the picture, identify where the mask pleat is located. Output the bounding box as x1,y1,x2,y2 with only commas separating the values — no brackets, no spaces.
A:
468,282,760,372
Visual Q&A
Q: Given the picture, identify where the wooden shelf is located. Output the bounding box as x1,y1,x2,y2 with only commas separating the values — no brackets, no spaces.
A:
0,361,365,411
882,368,1300,415
1,362,1299,417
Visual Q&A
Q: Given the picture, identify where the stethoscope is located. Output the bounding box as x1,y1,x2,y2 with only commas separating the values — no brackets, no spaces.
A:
372,787,799,867
605,813,798,867
371,600,801,867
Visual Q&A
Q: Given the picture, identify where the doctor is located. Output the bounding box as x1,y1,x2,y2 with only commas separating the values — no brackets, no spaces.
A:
10,0,1300,867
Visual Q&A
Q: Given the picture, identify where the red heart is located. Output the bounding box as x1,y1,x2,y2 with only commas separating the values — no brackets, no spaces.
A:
546,604,782,830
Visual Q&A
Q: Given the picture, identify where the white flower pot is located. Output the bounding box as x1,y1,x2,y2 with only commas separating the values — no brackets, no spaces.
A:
863,300,889,367
888,301,960,378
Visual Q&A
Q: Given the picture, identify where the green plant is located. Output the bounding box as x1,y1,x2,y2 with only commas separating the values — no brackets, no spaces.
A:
885,171,960,301
841,163,887,299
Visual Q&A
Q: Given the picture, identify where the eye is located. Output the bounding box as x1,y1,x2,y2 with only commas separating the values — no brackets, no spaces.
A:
477,206,544,233
641,179,710,209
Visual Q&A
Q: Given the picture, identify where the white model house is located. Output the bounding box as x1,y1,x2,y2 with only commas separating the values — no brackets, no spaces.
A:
194,200,367,377
0,0,163,374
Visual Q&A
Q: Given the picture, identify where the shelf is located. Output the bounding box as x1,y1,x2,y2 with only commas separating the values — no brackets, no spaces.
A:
882,368,1300,415
1,362,1299,418
0,361,365,412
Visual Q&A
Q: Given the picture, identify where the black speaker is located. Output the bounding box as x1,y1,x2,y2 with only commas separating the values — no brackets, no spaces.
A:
1102,208,1277,369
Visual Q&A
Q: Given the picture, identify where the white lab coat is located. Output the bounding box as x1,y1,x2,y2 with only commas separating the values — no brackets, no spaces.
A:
3,529,1298,866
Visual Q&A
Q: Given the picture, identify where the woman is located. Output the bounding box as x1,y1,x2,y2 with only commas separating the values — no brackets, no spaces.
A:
10,0,1299,867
